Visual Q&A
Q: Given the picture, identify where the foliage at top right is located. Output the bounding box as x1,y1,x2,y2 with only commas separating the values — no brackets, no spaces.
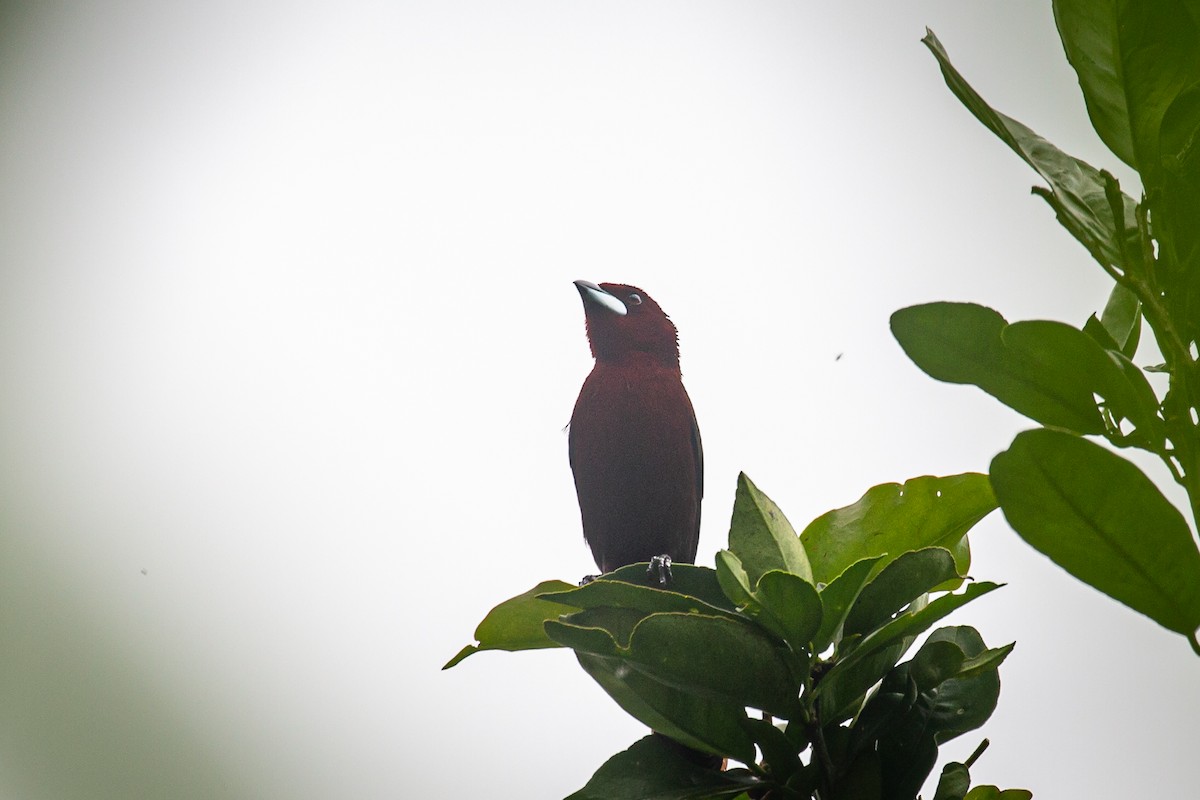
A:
893,0,1200,654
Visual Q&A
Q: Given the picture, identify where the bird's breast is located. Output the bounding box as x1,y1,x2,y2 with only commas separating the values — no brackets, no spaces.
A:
568,361,702,571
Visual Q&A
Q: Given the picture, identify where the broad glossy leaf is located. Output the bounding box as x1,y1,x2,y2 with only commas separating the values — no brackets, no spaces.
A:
553,607,801,717
715,549,755,610
728,473,812,584
1098,283,1142,357
576,653,757,763
923,29,1143,271
812,556,883,655
1160,80,1200,337
1054,0,1200,190
999,320,1162,444
965,789,1034,800
817,582,1003,703
1109,353,1165,445
539,573,742,624
752,570,823,651
566,734,759,800
442,580,576,669
829,751,882,800
801,473,991,585
849,663,918,748
926,625,990,658
910,638,967,692
877,712,939,800
1056,0,1200,343
626,613,801,717
992,429,1200,635
856,628,1004,800
818,638,911,725
859,628,1005,751
892,303,1164,445
564,603,681,648
742,717,802,782
545,611,628,655
921,627,1002,743
717,556,821,662
933,762,971,800
1053,0,1138,168
844,548,960,637
596,563,741,614
957,642,1016,681
1083,312,1121,352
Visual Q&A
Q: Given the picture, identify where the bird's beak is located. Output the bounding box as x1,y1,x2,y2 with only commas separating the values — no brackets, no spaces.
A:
574,280,627,316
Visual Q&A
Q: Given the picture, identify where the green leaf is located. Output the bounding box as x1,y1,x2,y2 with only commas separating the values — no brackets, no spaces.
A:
1107,352,1165,445
847,671,918,761
598,563,742,614
844,548,961,638
1054,0,1200,191
850,628,1008,800
539,572,743,625
1060,0,1200,345
742,717,802,782
751,570,823,651
1052,0,1138,169
829,750,882,800
1160,79,1200,322
1099,282,1142,358
575,653,757,763
818,637,912,725
956,642,1016,681
847,628,1005,800
625,613,802,717
545,611,627,655
442,580,577,669
1007,321,1162,445
728,473,812,584
933,762,972,800
565,735,759,800
715,549,756,610
812,556,883,655
965,787,1034,800
910,638,967,692
921,627,1003,743
817,582,1003,703
877,712,939,800
991,428,1200,636
1083,312,1121,352
923,28,1143,272
801,473,992,586
551,607,802,718
892,303,1164,445
1082,311,1161,439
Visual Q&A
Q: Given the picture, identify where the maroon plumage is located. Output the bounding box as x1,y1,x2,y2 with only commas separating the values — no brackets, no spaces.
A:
569,280,703,574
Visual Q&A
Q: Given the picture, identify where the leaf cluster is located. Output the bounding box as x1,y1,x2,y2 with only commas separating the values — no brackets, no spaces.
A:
448,474,1025,799
896,2,1200,654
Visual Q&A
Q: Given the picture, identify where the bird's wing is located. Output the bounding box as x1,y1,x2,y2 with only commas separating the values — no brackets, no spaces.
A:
690,404,703,531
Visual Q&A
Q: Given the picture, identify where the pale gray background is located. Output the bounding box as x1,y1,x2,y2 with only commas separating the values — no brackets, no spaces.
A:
2,2,1196,798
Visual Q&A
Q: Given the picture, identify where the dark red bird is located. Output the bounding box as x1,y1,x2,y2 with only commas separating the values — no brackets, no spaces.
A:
569,280,703,578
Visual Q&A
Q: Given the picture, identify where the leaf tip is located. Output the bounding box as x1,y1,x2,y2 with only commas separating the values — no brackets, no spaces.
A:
442,644,478,670
922,28,945,55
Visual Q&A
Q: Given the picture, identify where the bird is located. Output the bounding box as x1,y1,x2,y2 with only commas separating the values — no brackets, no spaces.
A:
568,280,703,583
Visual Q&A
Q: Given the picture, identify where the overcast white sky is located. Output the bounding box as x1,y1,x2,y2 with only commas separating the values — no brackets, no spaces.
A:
2,2,1196,798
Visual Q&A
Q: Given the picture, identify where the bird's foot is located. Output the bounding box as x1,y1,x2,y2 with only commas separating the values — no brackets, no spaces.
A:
647,554,673,587
579,574,600,586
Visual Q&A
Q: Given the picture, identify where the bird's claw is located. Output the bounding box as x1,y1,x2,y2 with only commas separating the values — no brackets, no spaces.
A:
579,574,600,586
647,554,673,587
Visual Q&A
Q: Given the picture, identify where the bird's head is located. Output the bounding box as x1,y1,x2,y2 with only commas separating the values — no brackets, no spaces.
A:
574,280,680,370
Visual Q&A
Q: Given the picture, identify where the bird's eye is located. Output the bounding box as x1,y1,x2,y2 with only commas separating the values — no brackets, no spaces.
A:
627,293,642,306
